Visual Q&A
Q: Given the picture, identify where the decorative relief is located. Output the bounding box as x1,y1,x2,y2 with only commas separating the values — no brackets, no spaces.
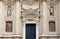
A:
22,1,33,5
22,0,39,5
22,4,39,10
21,8,40,21
21,0,40,21
3,0,15,5
22,8,40,12
47,0,58,6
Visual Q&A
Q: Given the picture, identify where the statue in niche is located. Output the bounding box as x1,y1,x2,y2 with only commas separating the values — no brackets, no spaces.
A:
50,6,54,16
7,5,12,16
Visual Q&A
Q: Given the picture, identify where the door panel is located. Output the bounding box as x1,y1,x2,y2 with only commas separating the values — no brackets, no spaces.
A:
26,24,36,39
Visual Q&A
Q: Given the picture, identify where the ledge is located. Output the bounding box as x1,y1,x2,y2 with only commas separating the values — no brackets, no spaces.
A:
0,34,60,37
39,35,60,37
0,34,22,37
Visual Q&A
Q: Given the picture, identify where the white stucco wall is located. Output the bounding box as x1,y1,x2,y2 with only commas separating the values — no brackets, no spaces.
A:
0,0,60,39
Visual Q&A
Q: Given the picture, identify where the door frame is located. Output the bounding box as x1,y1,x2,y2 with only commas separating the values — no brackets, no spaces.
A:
23,21,39,39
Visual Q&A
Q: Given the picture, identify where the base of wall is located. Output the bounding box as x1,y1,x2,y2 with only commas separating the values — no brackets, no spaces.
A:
39,36,60,39
0,37,22,39
0,35,60,39
0,37,59,39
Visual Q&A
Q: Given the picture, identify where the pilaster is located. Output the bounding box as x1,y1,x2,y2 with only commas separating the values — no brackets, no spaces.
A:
0,1,4,34
15,1,20,34
42,1,48,35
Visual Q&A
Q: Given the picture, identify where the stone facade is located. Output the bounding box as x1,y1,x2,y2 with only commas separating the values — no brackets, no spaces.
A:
0,0,60,39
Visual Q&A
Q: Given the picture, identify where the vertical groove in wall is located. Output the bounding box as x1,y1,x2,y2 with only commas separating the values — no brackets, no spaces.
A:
14,0,16,34
58,1,59,35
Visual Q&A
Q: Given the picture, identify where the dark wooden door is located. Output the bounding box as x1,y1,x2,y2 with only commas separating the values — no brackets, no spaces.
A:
26,24,36,39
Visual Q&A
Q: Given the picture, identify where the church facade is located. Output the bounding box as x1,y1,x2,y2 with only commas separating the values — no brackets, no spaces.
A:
0,0,60,39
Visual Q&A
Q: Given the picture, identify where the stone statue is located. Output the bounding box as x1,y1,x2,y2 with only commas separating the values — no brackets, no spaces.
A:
50,6,54,15
50,7,54,13
7,6,12,16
